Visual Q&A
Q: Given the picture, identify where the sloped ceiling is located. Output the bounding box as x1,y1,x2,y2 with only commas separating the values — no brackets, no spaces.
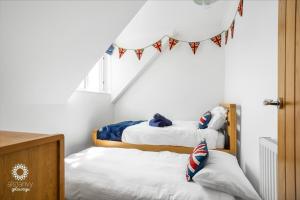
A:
116,0,237,47
0,0,145,104
111,0,238,101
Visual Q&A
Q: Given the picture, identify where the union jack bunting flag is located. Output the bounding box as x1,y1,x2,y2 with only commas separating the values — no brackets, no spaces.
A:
135,49,144,60
238,0,243,17
211,34,222,47
118,48,126,59
153,40,162,52
225,30,229,45
186,140,209,181
230,20,235,39
169,37,178,50
189,42,200,54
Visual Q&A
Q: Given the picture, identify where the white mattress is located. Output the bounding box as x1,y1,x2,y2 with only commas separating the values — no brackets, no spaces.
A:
65,147,234,200
122,121,225,149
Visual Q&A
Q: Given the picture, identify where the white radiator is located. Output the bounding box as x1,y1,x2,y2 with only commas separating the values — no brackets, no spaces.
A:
259,137,277,200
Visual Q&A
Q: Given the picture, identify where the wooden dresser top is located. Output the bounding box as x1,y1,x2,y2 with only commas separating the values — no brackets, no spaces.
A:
0,131,63,155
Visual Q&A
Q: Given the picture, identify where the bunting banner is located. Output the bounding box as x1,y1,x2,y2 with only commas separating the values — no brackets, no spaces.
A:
109,0,243,61
238,0,243,17
135,49,144,60
230,20,235,39
153,40,162,52
169,38,178,50
106,44,114,55
211,34,222,47
189,42,200,54
118,48,126,59
225,30,229,45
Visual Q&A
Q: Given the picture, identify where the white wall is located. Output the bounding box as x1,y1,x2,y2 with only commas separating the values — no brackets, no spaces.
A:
224,0,278,191
0,92,113,155
0,0,144,155
112,0,234,121
0,0,145,104
114,42,225,121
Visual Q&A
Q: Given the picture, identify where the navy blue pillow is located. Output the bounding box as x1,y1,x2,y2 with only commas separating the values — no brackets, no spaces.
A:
186,140,209,181
198,111,212,129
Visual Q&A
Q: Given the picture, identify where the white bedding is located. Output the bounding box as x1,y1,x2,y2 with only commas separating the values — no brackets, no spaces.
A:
65,147,234,200
122,121,224,149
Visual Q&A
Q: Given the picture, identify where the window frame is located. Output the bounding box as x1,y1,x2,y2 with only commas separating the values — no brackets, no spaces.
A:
76,56,108,93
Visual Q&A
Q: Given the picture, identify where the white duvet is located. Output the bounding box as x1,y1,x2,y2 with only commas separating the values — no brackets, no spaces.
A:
65,147,234,200
122,121,224,149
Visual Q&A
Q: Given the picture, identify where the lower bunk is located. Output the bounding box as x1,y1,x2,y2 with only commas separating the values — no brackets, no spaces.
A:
65,147,260,200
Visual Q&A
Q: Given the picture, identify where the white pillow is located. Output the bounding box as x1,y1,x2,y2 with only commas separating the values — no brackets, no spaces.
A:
207,106,227,130
211,106,227,116
208,113,226,130
193,150,261,200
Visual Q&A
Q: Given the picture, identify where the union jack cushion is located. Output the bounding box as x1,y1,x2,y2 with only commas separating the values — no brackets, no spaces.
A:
186,140,209,181
198,111,212,129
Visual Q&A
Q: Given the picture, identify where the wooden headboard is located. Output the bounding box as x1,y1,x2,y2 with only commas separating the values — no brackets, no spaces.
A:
221,104,237,155
92,103,237,155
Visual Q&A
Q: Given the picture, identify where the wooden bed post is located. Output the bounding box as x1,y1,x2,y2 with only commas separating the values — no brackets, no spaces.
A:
224,104,237,155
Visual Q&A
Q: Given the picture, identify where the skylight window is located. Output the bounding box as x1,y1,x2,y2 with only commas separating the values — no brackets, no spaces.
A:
77,55,111,93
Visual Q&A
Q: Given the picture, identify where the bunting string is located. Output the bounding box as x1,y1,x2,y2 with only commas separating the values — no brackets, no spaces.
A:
111,0,243,60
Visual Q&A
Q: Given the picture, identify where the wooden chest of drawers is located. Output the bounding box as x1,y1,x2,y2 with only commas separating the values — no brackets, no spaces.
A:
0,131,64,200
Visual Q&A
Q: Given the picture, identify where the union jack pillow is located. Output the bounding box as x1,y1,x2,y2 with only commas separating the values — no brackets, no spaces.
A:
198,111,212,129
186,140,209,181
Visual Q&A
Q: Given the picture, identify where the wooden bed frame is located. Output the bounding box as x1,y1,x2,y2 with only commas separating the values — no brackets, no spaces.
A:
92,104,237,155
